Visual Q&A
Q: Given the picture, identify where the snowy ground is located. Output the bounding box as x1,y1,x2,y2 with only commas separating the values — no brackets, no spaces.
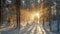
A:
0,21,60,34
20,22,46,34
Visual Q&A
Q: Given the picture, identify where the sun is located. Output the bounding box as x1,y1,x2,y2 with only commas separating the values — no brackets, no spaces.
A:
35,13,39,16
35,13,40,18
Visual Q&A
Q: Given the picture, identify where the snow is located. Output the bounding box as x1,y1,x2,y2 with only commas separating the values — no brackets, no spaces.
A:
0,21,60,34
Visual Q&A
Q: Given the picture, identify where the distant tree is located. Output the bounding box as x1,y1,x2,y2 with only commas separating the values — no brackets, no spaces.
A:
0,0,5,26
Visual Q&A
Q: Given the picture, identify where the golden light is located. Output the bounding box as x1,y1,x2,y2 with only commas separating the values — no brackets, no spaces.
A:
31,12,40,20
35,13,40,18
30,12,41,24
